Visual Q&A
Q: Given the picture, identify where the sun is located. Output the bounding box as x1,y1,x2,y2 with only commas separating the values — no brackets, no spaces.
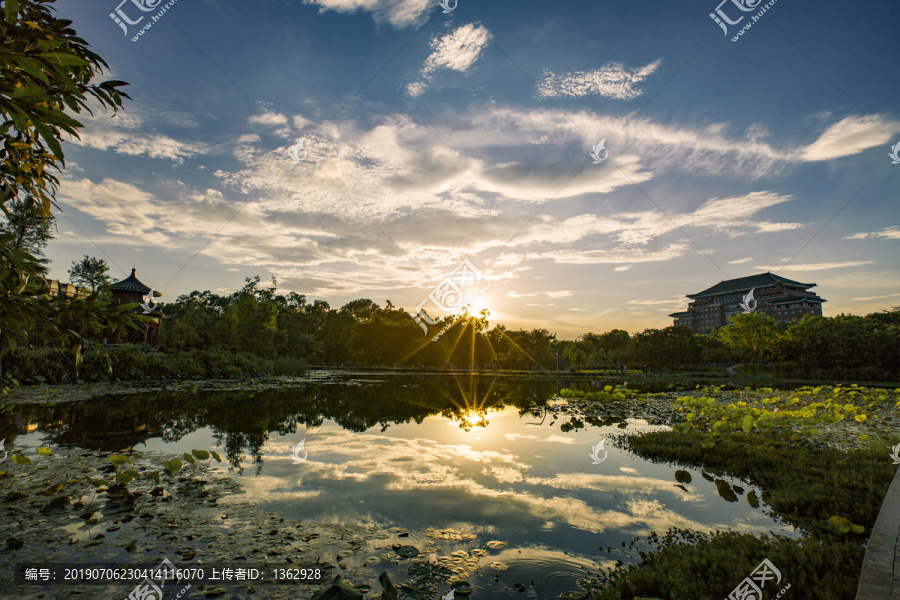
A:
461,410,489,428
464,412,482,425
463,295,491,316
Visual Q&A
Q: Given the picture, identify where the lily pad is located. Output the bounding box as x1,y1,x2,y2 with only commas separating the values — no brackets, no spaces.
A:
310,576,364,600
408,561,452,582
393,545,420,558
714,479,738,502
747,490,760,508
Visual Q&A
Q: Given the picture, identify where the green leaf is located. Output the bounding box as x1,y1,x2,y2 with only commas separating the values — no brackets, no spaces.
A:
37,447,52,456
393,545,419,558
378,571,398,600
714,479,738,502
9,85,48,101
162,458,183,475
87,477,109,488
39,52,90,67
310,576,364,600
32,121,64,163
5,0,19,26
191,449,210,461
674,470,692,485
827,515,851,533
210,451,222,463
741,415,753,433
109,455,133,466
182,453,196,465
142,471,161,485
747,490,759,508
12,454,32,465
41,482,64,496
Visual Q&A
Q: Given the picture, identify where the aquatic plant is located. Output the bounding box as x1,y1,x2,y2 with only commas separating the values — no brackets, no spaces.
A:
672,384,900,448
587,528,862,600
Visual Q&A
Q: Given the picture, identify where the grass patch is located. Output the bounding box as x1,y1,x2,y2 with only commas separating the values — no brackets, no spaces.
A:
580,428,895,600
626,429,892,539
587,528,860,600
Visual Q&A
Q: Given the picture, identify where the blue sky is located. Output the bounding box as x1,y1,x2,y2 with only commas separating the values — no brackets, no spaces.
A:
43,0,900,337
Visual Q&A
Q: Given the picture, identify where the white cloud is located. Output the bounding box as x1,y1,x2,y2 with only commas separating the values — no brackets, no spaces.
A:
537,60,662,100
407,23,493,96
68,107,207,164
796,115,900,161
846,226,900,240
404,81,427,98
729,257,753,264
627,297,683,305
755,261,874,272
302,0,431,28
422,23,492,76
503,192,800,250
851,293,900,301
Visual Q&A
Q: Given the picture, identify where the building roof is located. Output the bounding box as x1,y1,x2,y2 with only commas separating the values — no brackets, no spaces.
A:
669,311,693,318
109,268,153,294
767,294,826,306
687,272,816,299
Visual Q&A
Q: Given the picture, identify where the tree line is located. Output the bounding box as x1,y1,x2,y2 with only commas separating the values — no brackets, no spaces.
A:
157,275,900,380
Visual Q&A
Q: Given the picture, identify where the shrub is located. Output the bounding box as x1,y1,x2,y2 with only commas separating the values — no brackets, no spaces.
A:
6,346,306,384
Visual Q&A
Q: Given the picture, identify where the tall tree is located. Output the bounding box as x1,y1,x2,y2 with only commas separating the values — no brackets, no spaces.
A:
0,197,55,256
0,0,131,377
68,255,111,293
716,312,779,366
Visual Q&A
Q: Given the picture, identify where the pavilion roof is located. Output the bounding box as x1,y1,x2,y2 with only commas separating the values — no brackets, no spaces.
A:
109,268,153,294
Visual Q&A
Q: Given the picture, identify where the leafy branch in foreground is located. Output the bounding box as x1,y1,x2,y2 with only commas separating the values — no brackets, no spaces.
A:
1,0,130,213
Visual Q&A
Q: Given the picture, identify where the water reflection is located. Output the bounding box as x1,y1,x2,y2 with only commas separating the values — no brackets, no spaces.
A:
0,375,798,598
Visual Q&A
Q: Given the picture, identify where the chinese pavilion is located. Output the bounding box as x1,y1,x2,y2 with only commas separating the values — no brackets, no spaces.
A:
108,268,164,347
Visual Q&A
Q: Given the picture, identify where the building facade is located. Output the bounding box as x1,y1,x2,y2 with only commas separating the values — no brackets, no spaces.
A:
669,272,826,334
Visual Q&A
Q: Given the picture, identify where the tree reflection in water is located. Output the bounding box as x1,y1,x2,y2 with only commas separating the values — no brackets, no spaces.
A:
0,375,583,474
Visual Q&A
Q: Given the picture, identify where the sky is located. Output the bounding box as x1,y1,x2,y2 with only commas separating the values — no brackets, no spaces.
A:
41,0,900,338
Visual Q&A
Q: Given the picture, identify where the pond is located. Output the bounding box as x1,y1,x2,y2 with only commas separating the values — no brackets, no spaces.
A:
0,374,798,599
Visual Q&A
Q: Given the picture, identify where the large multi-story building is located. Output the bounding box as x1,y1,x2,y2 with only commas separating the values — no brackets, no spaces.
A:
669,272,826,334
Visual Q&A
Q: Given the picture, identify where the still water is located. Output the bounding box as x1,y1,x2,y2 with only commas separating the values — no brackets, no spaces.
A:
2,374,796,598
